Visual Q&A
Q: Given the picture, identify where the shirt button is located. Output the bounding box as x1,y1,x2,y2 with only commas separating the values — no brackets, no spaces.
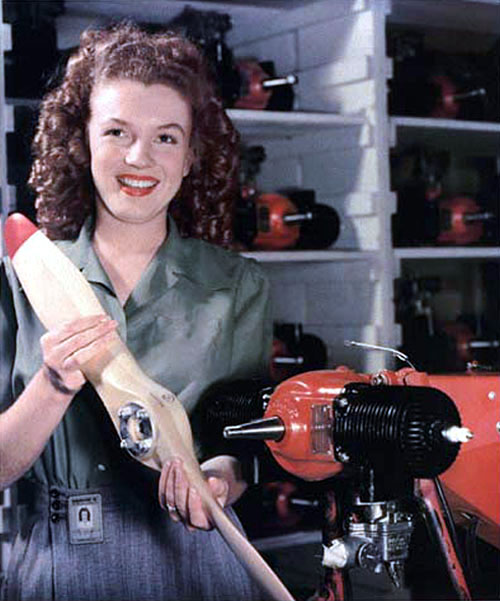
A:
50,514,60,523
51,500,61,511
49,488,59,498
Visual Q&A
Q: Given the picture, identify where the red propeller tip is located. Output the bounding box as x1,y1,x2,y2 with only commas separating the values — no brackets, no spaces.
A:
4,213,39,259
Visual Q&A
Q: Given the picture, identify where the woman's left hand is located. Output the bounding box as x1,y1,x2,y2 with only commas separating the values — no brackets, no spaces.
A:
158,458,230,531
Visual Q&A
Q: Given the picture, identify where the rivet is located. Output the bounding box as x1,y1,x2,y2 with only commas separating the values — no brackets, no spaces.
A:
335,397,349,409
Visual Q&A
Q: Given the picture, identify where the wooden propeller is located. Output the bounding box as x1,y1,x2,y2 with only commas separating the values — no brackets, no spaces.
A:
4,213,295,601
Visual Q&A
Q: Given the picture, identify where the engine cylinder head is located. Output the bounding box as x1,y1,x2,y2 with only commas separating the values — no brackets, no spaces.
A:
333,384,462,478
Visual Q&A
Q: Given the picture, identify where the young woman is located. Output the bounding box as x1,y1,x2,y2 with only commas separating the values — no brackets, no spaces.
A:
0,22,271,600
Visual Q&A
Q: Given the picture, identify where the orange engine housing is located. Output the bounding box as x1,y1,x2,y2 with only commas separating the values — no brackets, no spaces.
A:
437,196,484,245
429,372,500,549
262,366,500,548
253,193,300,250
264,367,370,481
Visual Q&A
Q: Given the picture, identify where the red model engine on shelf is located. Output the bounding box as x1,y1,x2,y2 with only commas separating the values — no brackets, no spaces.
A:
235,145,341,252
167,6,298,111
232,59,298,111
437,196,496,245
271,323,327,382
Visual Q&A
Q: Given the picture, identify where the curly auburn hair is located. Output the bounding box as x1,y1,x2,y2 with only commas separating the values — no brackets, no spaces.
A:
29,21,239,246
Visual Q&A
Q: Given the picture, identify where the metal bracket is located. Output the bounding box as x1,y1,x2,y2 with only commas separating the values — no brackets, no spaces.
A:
118,402,155,458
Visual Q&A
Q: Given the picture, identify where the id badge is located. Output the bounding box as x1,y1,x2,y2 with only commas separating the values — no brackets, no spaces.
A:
68,493,104,544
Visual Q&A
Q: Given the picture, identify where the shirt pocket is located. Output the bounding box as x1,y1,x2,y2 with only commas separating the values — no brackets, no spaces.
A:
124,287,235,394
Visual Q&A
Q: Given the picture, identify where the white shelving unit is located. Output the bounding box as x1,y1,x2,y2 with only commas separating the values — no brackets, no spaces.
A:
225,0,396,372
391,114,500,262
388,0,500,371
229,109,380,265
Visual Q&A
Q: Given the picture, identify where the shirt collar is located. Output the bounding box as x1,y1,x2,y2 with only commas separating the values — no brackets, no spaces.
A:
59,215,234,301
57,217,114,294
157,216,235,291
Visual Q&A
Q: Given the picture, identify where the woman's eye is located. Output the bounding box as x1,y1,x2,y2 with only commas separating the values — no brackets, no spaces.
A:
157,133,177,144
104,128,125,138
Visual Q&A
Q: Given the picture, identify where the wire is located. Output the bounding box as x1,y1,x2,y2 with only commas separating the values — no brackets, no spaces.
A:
434,477,468,574
344,340,418,370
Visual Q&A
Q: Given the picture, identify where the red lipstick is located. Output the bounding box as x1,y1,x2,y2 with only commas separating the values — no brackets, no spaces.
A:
117,173,159,197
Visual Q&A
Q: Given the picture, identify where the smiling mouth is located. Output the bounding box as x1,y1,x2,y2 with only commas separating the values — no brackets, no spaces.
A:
117,175,159,196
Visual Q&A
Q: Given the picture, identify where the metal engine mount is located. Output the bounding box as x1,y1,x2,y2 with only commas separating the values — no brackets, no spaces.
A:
118,402,155,458
323,498,414,588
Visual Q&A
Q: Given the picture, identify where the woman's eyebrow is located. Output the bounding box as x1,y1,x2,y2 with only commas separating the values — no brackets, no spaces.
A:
101,117,128,126
158,123,187,136
100,118,187,137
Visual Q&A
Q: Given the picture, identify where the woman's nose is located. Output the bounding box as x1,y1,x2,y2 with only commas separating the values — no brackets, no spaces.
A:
124,139,153,168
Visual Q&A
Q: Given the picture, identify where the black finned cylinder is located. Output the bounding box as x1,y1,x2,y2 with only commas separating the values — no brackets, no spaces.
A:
199,379,271,425
333,384,461,478
191,378,272,457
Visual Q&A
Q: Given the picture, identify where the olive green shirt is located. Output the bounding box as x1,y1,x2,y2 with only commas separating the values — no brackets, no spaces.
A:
0,217,272,488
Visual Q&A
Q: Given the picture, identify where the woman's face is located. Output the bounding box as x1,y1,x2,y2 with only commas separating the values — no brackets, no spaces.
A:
87,78,194,226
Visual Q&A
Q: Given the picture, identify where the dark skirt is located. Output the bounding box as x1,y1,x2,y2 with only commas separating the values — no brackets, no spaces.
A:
2,481,263,601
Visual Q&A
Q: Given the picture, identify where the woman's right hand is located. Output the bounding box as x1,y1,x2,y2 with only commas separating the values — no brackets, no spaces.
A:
40,314,118,396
